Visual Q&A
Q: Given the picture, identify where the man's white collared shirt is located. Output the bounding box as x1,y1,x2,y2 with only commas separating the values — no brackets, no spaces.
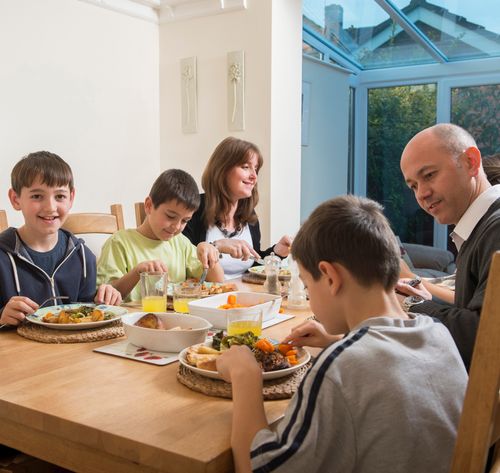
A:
451,184,500,251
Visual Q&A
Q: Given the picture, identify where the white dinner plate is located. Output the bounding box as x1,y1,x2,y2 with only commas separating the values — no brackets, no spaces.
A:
179,343,310,380
26,303,127,330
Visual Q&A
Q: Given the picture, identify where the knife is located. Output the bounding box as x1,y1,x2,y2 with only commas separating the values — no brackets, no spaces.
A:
219,254,265,265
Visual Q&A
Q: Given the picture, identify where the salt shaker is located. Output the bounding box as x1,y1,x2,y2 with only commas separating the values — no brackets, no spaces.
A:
287,256,308,309
263,252,281,295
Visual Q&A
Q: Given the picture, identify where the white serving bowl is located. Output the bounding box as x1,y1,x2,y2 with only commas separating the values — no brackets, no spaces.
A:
121,312,211,352
188,291,282,330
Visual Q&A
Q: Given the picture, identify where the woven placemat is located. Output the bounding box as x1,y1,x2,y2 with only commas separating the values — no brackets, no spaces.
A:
17,320,124,344
177,362,311,399
242,272,265,285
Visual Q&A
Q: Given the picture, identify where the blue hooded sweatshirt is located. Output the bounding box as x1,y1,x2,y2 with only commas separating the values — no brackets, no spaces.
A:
0,227,97,312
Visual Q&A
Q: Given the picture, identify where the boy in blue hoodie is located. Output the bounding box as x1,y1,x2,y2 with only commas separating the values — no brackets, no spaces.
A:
0,151,121,326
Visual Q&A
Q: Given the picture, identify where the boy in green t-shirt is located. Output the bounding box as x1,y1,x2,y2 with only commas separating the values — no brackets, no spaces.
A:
97,169,223,301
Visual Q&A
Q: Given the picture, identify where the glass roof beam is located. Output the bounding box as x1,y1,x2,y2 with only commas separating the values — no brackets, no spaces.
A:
303,24,362,72
374,0,448,63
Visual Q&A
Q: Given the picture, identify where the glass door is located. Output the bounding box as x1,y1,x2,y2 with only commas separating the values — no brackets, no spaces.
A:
366,83,437,244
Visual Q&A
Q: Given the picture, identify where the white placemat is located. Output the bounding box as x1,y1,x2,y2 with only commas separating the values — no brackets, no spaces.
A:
262,313,295,328
94,340,178,366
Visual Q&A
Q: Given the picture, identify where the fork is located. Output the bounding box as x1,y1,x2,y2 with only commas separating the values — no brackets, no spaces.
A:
0,296,70,329
199,268,209,285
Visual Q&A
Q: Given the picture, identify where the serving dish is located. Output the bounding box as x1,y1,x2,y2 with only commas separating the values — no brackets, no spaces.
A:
27,304,127,331
179,342,310,380
187,291,282,329
121,312,211,352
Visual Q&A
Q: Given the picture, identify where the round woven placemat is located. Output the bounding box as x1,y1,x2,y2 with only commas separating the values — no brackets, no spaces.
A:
241,272,265,285
177,362,311,399
17,320,125,344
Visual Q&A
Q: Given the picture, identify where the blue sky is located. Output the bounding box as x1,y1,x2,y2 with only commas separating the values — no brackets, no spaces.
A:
303,0,500,33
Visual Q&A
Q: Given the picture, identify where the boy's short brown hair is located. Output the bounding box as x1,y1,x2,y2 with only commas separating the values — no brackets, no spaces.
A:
11,151,74,195
292,195,400,290
149,169,200,211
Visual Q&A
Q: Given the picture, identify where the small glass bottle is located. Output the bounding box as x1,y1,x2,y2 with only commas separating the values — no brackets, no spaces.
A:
287,256,308,309
263,252,281,295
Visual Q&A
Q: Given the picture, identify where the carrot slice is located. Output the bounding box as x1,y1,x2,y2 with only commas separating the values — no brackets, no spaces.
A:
278,343,291,355
255,338,275,353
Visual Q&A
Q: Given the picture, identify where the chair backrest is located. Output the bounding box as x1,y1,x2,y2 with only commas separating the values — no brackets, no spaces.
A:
62,204,125,235
135,202,146,227
0,210,8,232
449,250,500,473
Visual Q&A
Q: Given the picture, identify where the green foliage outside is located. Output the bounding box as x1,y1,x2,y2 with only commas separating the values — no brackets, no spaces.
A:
451,84,500,156
367,82,500,245
367,84,436,244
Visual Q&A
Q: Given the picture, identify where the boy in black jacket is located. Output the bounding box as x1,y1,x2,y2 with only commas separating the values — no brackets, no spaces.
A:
0,151,121,326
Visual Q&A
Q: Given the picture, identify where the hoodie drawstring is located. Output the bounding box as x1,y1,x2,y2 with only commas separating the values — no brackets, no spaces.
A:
7,252,21,295
80,245,87,280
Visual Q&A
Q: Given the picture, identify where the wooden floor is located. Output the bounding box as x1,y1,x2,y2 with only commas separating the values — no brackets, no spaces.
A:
0,446,72,473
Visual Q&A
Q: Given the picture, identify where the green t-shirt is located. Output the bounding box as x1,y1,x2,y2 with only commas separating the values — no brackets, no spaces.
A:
97,229,203,302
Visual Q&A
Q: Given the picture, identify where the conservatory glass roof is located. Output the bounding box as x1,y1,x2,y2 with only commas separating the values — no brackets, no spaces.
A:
303,0,500,70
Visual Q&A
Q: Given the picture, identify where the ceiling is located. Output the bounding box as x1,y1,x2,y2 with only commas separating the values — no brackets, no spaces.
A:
79,0,247,23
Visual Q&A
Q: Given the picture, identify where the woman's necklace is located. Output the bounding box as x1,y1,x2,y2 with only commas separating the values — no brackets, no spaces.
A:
216,221,242,239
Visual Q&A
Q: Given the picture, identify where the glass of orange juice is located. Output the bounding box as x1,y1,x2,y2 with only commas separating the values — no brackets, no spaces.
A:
227,308,263,337
140,272,168,312
173,282,201,314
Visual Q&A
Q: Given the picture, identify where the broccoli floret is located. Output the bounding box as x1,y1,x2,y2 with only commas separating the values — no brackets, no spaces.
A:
220,331,258,350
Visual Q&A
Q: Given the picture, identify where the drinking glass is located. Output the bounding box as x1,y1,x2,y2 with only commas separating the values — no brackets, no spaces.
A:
140,272,168,312
173,282,202,314
227,308,263,337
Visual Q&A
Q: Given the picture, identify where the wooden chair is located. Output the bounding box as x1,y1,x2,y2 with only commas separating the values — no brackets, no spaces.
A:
62,204,125,234
0,210,8,232
449,250,500,473
134,202,146,227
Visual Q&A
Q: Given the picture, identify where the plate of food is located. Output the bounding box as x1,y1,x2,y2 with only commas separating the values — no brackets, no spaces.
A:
179,331,310,380
247,266,291,280
167,281,237,298
26,303,127,330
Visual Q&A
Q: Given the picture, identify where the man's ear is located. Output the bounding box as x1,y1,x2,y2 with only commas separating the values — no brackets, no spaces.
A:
463,147,481,176
8,188,21,211
318,261,342,295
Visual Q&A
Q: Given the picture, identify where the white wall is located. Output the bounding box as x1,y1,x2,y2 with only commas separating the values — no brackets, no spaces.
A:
301,56,351,221
0,0,160,234
159,0,302,246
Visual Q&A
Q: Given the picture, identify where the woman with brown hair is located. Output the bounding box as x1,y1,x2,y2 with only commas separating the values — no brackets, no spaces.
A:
183,137,291,279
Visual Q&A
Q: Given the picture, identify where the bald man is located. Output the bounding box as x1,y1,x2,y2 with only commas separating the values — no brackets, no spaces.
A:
399,123,500,369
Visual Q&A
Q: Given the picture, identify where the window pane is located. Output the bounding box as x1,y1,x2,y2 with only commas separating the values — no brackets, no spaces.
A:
303,0,436,69
303,41,323,60
451,83,500,156
392,0,500,61
367,84,437,245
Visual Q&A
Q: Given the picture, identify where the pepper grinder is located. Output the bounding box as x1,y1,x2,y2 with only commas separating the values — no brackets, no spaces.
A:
287,256,308,309
262,252,281,295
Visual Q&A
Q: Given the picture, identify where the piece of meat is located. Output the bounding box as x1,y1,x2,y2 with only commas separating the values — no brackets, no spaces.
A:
253,349,290,372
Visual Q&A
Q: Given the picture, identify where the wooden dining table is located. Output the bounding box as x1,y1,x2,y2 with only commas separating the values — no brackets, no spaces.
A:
0,280,314,473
